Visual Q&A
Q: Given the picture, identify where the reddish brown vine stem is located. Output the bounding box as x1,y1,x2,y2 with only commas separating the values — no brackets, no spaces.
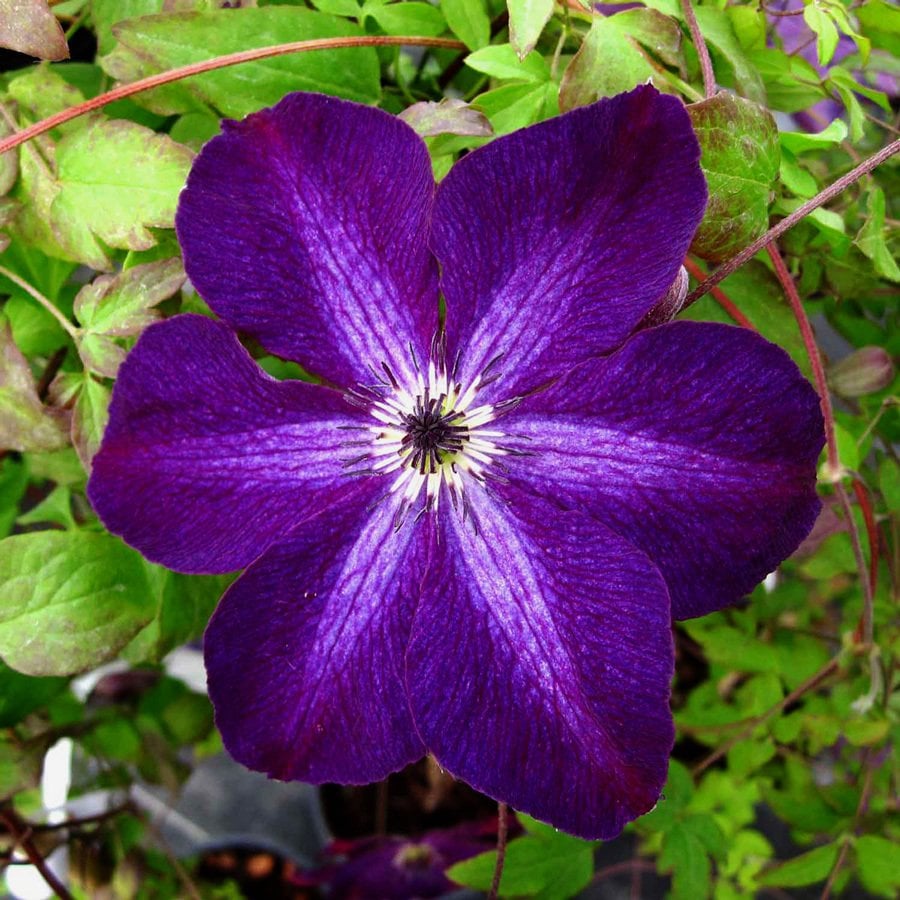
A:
686,138,900,305
681,0,716,99
0,35,465,158
487,802,509,900
683,257,756,329
766,243,875,649
0,808,75,900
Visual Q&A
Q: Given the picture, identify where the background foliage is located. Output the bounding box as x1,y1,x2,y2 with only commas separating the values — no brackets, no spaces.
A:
0,0,897,897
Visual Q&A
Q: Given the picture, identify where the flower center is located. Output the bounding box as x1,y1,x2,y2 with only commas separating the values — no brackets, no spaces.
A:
401,393,469,473
342,348,519,522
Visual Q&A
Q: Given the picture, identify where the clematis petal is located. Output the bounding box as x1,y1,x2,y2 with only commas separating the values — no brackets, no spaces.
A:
432,85,707,398
205,489,428,783
504,321,824,619
406,484,674,840
88,314,366,574
175,93,438,389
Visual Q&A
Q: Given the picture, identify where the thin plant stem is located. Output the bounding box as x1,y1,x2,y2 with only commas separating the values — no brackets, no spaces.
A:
852,478,879,598
487,802,508,900
0,263,80,341
683,257,756,329
765,244,875,649
685,139,900,306
0,808,75,900
681,0,716,99
0,36,465,158
765,244,839,473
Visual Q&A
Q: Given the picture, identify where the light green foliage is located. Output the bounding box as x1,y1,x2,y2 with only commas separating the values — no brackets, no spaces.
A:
507,0,554,59
74,258,186,375
448,815,596,898
441,0,490,50
51,119,193,269
0,319,69,452
688,92,780,263
758,842,840,888
102,7,382,117
0,531,157,675
363,0,446,36
559,13,660,110
856,187,900,282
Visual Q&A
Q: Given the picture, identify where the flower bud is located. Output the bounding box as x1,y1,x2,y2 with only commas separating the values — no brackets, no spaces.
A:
637,266,689,329
828,347,895,398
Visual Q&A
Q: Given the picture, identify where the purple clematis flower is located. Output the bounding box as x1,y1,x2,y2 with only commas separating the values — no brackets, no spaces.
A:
88,86,824,840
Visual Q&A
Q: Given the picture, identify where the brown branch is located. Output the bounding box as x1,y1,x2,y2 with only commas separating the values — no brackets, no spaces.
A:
685,139,900,306
0,35,465,158
0,808,74,900
681,0,715,99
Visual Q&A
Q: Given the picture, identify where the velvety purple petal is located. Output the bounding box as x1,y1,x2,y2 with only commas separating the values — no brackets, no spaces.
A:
205,488,427,784
502,321,824,619
431,85,707,399
89,314,365,574
406,484,674,840
175,93,438,389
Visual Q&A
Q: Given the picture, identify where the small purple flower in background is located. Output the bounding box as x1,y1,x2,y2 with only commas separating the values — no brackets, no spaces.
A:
768,0,898,132
88,86,824,839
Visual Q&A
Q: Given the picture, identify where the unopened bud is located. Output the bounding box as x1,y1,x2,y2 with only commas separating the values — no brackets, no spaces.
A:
828,347,895,398
637,266,689,330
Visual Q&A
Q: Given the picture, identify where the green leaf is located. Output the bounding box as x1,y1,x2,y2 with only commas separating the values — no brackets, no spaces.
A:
0,319,69,453
364,0,446,37
855,187,900,282
854,836,900,898
780,118,848,153
660,823,711,900
310,0,361,16
17,485,77,530
559,15,658,111
507,0,554,59
879,457,900,509
448,818,594,899
0,457,27,538
50,118,193,270
759,843,840,888
0,659,67,727
441,0,489,50
475,80,556,135
0,531,158,676
465,43,550,82
610,7,684,68
399,98,492,137
124,570,230,664
688,93,779,264
74,258,185,336
0,732,48,801
7,64,90,136
694,6,766,103
0,109,17,192
71,374,111,470
90,0,162,55
102,7,381,118
0,0,69,61
803,2,840,66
